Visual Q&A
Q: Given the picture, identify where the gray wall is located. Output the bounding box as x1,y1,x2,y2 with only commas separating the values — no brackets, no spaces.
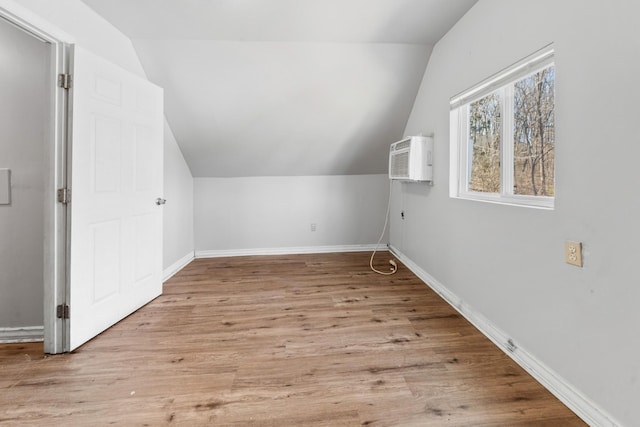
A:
0,18,49,327
195,174,388,253
393,0,640,424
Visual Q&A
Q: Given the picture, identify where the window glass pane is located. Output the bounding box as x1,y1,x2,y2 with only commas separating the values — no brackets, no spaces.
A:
513,65,555,196
468,92,501,193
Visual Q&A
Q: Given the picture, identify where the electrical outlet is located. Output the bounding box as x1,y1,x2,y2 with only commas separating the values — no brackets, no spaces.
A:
310,223,317,232
565,241,583,267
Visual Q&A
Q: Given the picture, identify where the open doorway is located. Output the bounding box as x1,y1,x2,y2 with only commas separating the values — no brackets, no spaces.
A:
0,17,51,342
0,9,69,354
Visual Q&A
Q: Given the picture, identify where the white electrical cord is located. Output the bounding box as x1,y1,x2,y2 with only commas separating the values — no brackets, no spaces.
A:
370,180,398,275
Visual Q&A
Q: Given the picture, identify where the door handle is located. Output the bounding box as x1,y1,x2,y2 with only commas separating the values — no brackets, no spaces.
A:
155,198,166,206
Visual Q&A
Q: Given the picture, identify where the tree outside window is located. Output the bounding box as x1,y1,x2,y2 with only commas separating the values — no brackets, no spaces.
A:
513,67,555,197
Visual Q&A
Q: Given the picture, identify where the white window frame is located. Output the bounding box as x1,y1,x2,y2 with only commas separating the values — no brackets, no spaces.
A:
450,45,555,209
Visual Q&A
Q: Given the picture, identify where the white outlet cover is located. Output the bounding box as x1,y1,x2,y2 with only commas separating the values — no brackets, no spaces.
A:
0,169,10,205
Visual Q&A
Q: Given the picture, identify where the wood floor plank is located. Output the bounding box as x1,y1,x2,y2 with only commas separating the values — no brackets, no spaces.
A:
0,252,585,426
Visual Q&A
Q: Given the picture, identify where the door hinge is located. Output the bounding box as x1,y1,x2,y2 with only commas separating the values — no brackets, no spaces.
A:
58,73,72,89
57,188,71,204
56,304,70,319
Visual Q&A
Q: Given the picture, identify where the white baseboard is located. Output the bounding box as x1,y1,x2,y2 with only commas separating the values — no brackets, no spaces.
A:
389,245,619,427
196,244,385,259
0,326,44,343
163,251,195,282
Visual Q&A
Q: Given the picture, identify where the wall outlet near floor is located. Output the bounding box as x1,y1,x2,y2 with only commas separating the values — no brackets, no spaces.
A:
565,241,583,267
310,223,317,232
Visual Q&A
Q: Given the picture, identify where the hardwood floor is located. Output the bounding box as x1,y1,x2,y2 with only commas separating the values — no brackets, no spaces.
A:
0,253,585,426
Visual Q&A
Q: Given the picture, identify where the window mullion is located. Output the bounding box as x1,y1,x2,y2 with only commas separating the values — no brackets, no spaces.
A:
502,85,514,196
459,106,469,194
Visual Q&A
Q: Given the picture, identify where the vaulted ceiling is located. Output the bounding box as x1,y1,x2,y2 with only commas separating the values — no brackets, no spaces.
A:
82,0,477,177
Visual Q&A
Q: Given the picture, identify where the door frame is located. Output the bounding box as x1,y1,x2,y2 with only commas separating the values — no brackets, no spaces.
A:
0,2,72,353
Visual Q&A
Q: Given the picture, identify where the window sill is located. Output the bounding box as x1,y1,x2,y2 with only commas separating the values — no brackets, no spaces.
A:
453,192,554,210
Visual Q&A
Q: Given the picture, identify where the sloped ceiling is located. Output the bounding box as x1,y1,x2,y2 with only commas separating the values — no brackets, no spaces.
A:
82,0,477,177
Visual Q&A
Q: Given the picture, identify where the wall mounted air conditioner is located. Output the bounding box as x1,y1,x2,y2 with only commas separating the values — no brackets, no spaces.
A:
389,135,433,182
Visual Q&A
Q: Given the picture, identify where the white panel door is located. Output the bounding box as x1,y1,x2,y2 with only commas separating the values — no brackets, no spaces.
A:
68,47,163,350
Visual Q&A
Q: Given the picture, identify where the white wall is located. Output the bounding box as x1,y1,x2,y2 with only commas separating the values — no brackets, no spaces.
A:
394,0,640,425
134,40,431,178
19,0,146,77
0,18,49,328
195,174,388,254
163,121,194,272
14,0,195,274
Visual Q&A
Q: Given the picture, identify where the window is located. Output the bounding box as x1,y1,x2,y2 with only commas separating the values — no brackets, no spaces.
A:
450,46,555,209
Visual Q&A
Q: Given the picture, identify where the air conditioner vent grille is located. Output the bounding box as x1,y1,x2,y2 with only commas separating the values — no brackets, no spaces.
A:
390,152,409,177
